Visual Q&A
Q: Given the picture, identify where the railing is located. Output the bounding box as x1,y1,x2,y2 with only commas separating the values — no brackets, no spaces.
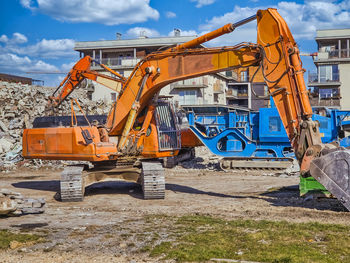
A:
237,91,248,97
308,72,340,83
177,77,208,86
226,89,237,97
319,49,350,59
308,72,318,83
226,88,248,97
92,57,141,67
171,77,208,88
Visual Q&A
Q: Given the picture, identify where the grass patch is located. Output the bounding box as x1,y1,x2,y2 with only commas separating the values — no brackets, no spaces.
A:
145,215,350,262
0,229,44,249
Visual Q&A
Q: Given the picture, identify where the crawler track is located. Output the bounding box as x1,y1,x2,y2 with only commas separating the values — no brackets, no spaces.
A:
60,166,85,202
220,157,294,171
141,162,165,199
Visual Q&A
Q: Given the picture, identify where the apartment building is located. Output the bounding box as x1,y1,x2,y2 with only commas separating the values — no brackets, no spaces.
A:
226,67,269,110
308,29,350,109
74,33,227,106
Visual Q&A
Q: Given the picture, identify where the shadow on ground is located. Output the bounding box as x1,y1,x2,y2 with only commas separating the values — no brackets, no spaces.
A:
260,185,347,212
12,180,257,200
11,180,346,211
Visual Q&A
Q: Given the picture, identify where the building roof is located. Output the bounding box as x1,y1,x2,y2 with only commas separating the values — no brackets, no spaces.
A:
315,29,350,40
75,35,197,51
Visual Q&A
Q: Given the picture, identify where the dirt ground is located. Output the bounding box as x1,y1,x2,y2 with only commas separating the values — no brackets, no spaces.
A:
0,165,349,262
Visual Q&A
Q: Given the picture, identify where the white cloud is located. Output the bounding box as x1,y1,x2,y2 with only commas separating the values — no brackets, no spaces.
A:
198,6,258,46
168,29,197,37
0,35,8,43
0,34,75,59
0,53,58,73
0,33,77,84
190,0,216,8
21,0,159,25
0,33,28,44
17,39,75,58
197,1,350,47
126,27,160,38
165,11,176,18
20,0,33,8
12,33,28,44
61,61,75,72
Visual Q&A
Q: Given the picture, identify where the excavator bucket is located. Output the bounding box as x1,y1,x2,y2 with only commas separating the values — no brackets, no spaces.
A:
310,149,350,211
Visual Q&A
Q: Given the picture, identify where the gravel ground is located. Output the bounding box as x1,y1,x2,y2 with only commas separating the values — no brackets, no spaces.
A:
0,166,349,262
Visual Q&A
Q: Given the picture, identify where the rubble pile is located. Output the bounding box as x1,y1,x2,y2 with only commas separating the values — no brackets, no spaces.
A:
0,188,45,216
178,146,221,170
0,80,111,171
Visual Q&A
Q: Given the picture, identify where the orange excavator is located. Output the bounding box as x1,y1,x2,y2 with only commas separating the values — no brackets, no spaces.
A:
23,8,350,210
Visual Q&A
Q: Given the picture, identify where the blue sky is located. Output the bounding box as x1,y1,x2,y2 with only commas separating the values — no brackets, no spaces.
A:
1,0,350,86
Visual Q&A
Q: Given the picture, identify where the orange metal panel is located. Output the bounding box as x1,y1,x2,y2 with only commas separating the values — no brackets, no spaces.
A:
23,126,118,162
181,128,203,148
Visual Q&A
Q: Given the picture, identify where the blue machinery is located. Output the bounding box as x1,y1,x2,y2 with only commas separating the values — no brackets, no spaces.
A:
183,104,350,170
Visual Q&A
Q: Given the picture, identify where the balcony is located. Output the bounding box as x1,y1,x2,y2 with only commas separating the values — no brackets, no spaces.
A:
91,57,141,69
171,77,208,89
315,49,350,62
310,96,340,107
213,82,224,94
308,72,341,87
226,89,237,98
226,89,248,98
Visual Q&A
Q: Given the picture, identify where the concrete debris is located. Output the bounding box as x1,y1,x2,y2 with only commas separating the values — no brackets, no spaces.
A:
177,146,221,170
0,188,45,216
284,159,300,174
0,138,13,154
0,80,111,172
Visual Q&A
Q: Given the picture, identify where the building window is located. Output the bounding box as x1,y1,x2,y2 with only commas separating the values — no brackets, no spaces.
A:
214,93,219,103
319,65,339,82
226,71,232,77
179,90,197,105
240,71,248,82
319,88,339,99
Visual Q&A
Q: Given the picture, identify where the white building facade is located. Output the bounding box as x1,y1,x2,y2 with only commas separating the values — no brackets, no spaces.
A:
74,35,227,106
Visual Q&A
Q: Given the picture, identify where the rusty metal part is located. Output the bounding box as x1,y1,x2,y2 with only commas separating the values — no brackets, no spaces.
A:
300,145,322,176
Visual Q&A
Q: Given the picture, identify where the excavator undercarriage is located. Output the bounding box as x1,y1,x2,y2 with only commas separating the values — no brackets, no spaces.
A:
59,161,165,202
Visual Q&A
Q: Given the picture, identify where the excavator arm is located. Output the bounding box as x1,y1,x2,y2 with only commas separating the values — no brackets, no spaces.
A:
49,56,126,107
255,9,350,210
